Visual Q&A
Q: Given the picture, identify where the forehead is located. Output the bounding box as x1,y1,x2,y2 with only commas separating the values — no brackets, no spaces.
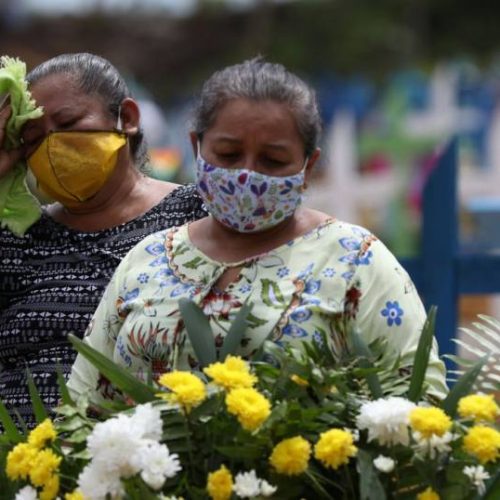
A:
207,98,302,142
29,72,105,112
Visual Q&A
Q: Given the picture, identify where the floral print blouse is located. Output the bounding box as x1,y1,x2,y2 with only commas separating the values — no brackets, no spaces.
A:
68,219,447,402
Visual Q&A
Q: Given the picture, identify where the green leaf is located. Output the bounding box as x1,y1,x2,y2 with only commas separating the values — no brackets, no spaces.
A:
245,312,268,328
357,449,387,500
216,444,263,459
483,469,500,500
178,297,217,367
68,334,157,404
219,301,253,360
261,278,286,308
442,355,489,418
26,370,48,423
183,256,204,269
407,307,436,402
0,400,23,443
56,364,74,406
349,330,383,399
64,427,92,444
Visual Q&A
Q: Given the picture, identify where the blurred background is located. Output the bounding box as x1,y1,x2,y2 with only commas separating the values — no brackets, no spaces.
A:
2,0,500,330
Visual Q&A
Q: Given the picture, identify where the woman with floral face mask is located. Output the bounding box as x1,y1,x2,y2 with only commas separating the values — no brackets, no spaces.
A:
68,58,447,403
0,53,206,427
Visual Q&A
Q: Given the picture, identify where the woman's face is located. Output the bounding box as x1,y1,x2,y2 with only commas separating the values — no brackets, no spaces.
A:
21,72,116,157
195,98,317,177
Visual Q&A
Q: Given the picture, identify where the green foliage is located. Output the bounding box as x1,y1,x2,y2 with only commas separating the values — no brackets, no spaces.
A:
407,306,437,402
68,333,157,403
26,370,48,424
2,301,500,499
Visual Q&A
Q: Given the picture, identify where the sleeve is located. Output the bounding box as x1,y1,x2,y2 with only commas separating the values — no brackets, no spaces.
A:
347,238,448,399
66,248,132,404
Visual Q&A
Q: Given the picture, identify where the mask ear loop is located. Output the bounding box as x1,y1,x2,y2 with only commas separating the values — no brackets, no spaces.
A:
301,155,310,192
116,105,123,131
196,139,202,160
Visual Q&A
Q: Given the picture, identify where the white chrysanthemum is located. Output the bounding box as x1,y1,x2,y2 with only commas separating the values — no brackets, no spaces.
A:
463,465,491,495
373,455,396,473
412,431,454,459
260,479,278,497
232,469,277,498
78,463,124,500
86,414,143,476
356,397,416,446
130,441,181,490
233,470,262,498
130,403,163,441
15,486,38,500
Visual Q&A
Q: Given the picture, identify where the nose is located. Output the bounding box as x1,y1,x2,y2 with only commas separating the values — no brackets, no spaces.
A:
239,155,259,172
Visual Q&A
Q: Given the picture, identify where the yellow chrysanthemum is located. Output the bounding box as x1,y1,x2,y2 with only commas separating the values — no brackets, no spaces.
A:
204,355,257,390
463,425,500,464
417,487,440,500
409,407,452,438
65,491,85,500
458,394,499,422
314,428,358,470
290,374,309,387
158,371,207,411
207,465,233,500
225,387,271,431
39,474,60,500
29,449,62,487
28,418,57,449
6,442,38,480
269,436,311,475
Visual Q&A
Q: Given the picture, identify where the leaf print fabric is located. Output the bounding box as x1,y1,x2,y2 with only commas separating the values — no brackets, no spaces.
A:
68,219,448,404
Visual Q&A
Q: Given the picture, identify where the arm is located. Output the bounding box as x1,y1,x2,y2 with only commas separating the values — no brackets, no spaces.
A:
66,256,129,404
347,238,448,399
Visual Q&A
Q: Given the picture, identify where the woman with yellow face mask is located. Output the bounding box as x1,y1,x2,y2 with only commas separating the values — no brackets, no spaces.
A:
0,53,206,428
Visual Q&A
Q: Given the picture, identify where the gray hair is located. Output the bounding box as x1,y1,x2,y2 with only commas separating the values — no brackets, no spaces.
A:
192,58,322,157
27,53,149,171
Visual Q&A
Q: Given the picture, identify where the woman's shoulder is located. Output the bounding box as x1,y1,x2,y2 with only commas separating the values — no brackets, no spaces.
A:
155,182,207,221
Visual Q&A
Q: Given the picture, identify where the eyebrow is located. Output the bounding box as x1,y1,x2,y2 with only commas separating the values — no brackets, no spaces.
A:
212,137,291,151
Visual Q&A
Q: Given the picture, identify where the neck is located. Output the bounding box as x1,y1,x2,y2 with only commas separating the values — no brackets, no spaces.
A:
62,164,144,216
204,210,303,259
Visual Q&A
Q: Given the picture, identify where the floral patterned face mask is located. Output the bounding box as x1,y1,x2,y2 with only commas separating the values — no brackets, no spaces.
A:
195,146,308,233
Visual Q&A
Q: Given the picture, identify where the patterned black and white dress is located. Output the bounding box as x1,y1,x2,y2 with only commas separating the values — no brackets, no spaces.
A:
0,184,206,427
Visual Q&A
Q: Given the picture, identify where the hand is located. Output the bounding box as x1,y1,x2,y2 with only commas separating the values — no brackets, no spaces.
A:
0,101,23,179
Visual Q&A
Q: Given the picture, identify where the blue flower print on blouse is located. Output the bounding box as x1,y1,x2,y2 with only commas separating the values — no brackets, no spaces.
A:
277,267,290,278
313,330,325,347
304,279,321,294
154,268,179,289
239,284,252,293
381,301,404,326
282,324,308,338
137,273,149,284
341,271,354,283
322,268,336,278
145,241,168,267
290,306,313,323
338,229,375,266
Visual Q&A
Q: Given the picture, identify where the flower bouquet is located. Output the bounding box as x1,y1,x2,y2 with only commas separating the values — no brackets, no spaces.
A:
1,301,499,500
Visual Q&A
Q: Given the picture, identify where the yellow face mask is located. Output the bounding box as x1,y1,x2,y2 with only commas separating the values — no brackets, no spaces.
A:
27,130,127,207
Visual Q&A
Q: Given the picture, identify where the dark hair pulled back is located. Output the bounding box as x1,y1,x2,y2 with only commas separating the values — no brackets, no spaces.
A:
27,53,148,170
192,57,322,157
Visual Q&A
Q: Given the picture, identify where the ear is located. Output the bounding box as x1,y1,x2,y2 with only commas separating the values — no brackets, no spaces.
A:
119,98,140,135
303,148,321,189
189,131,199,159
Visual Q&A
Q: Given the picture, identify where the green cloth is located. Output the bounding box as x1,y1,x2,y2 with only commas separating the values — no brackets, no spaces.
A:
0,56,43,236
